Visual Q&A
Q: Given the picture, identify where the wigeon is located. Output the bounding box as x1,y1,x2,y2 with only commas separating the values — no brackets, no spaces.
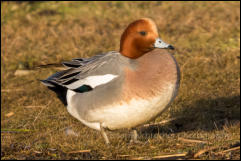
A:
41,18,180,144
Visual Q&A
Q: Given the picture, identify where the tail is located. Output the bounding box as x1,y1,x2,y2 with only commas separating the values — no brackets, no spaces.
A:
40,79,68,106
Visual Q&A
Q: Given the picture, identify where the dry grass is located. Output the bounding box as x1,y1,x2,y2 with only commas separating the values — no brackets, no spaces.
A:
1,1,240,160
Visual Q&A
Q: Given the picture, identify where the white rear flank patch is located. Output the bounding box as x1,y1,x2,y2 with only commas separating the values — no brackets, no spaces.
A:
66,74,118,89
66,89,101,130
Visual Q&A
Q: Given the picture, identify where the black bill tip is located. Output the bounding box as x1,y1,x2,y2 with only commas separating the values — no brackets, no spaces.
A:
168,45,175,50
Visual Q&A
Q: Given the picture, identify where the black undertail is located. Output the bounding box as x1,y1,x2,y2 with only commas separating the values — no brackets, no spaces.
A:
41,80,68,106
40,80,93,106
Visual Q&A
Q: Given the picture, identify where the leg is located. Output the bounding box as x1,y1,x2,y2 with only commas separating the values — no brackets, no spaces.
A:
130,128,141,143
100,125,110,144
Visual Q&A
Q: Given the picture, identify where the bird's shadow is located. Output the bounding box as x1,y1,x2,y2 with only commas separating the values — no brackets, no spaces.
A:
139,95,240,137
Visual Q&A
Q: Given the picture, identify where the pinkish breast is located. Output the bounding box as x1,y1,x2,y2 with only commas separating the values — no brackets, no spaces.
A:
121,49,180,103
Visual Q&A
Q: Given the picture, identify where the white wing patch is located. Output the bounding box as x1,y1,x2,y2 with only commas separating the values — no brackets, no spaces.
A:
66,74,118,89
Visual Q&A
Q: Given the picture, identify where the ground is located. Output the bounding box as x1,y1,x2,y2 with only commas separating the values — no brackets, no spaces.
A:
1,1,240,160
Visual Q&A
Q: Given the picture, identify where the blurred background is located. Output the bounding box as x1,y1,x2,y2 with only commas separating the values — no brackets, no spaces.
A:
1,1,240,160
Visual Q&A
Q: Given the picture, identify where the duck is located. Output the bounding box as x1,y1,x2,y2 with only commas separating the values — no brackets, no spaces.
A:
41,18,180,144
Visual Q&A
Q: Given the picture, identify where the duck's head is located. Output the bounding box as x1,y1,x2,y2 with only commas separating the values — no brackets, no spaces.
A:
120,18,174,59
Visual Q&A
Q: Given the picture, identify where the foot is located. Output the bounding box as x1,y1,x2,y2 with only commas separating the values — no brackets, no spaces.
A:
130,139,142,144
129,129,142,144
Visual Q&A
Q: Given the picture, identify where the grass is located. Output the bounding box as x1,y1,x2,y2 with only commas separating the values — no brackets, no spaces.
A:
1,1,240,160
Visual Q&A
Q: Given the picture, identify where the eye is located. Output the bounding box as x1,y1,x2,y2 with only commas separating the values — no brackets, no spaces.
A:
139,31,147,36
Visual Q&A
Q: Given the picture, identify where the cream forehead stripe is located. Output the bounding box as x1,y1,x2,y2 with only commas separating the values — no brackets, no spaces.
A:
140,18,158,35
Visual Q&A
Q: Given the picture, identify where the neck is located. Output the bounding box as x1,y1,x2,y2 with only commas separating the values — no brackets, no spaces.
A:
120,41,147,59
120,48,140,59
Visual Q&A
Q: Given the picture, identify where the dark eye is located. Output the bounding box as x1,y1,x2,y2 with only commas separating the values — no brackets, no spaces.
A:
139,31,147,36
